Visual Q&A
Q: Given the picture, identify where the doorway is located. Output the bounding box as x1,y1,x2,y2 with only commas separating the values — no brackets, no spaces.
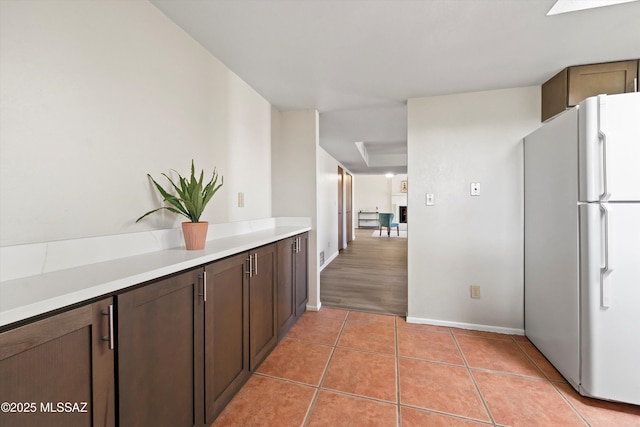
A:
322,172,408,315
338,166,344,250
337,167,353,250
345,172,353,244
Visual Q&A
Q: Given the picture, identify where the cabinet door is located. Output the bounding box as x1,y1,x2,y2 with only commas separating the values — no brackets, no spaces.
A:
204,253,250,423
295,233,309,317
117,269,203,427
0,298,115,427
276,237,295,339
249,244,277,370
568,60,638,106
541,68,569,122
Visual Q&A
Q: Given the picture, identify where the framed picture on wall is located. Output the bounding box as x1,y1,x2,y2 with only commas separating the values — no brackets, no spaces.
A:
401,180,408,193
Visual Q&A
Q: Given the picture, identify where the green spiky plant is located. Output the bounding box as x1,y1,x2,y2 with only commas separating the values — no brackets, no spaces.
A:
136,160,223,223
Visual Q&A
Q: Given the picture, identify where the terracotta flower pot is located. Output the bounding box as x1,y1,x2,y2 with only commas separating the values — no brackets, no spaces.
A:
182,222,208,250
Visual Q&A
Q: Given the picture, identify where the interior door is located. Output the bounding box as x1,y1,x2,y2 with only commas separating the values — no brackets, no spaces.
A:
338,166,344,250
345,172,353,243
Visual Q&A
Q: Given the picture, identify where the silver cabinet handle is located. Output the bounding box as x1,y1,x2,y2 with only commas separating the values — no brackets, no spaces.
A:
246,255,253,277
198,271,207,302
101,304,115,350
253,253,258,276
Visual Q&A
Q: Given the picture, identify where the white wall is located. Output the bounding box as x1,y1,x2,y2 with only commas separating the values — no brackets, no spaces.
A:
353,174,408,231
271,109,320,309
353,175,392,214
317,148,341,268
407,87,541,333
0,0,272,246
390,174,408,197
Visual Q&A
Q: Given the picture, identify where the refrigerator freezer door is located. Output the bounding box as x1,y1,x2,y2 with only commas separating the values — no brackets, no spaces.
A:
580,202,640,405
579,93,640,203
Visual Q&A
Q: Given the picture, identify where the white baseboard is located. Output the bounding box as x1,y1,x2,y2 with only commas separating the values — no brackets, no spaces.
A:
406,316,524,336
306,302,322,312
319,250,339,272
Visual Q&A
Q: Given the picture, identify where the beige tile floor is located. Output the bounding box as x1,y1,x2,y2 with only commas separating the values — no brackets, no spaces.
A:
212,307,640,427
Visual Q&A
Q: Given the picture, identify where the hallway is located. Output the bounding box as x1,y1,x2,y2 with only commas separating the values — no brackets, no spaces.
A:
320,228,407,315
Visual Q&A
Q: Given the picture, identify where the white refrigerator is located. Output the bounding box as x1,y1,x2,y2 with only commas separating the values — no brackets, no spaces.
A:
524,92,640,405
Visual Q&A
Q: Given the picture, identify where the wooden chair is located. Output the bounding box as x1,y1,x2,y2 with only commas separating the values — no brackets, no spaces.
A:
378,213,399,237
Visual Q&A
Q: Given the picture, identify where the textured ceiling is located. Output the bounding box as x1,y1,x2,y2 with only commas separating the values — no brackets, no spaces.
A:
151,0,640,174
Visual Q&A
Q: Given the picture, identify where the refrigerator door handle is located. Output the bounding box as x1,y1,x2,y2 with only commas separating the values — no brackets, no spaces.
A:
597,95,611,202
599,203,612,308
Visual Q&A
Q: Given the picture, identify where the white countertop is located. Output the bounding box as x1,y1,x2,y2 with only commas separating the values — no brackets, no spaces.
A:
0,225,310,328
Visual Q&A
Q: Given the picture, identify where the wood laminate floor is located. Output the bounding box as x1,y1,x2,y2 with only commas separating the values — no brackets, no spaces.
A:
320,228,408,315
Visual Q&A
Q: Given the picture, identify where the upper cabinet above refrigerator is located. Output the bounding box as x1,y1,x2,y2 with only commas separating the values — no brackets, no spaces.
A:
542,60,639,122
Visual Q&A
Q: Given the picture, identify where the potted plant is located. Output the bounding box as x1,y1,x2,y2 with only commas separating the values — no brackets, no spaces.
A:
136,160,223,250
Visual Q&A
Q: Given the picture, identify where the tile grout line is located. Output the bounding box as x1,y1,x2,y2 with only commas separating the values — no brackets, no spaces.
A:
451,333,498,426
509,336,591,425
400,403,499,426
548,382,593,427
400,323,500,425
511,338,550,380
295,310,625,427
300,311,350,427
318,387,400,406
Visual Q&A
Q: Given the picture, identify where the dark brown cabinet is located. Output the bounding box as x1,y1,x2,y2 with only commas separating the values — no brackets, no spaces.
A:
203,243,276,422
0,298,115,427
277,233,309,339
203,252,250,422
1,233,305,427
248,244,277,370
542,60,639,122
117,269,204,427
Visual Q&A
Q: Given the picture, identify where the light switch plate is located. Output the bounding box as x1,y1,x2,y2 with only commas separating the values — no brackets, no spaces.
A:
426,193,435,206
238,192,245,208
470,182,481,196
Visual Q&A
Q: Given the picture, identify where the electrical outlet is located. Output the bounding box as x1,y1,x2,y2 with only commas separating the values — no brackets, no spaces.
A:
470,182,481,196
470,285,481,299
238,192,244,208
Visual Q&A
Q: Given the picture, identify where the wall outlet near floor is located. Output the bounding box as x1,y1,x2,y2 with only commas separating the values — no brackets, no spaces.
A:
238,192,244,208
470,285,481,299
